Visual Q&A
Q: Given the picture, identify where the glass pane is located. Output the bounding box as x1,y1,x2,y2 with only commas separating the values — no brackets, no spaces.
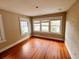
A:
41,26,49,32
51,20,61,33
20,21,28,35
51,20,61,25
41,22,49,26
34,24,40,26
33,23,40,31
41,22,49,32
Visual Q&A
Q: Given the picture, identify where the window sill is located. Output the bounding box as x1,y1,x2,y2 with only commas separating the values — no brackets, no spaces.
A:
0,40,6,43
33,31,62,35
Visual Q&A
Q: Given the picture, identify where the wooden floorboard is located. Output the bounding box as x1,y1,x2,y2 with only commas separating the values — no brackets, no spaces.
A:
0,37,71,59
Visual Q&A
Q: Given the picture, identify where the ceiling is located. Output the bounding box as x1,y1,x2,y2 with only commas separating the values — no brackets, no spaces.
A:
0,0,76,16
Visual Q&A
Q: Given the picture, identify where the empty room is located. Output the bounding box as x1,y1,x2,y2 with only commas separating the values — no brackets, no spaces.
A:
0,0,79,59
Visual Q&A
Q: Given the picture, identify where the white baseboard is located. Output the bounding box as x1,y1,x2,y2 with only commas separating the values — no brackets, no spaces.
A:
33,35,64,41
65,41,72,59
0,35,31,53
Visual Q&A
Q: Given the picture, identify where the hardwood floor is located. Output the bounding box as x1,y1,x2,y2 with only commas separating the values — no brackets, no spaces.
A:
0,37,71,59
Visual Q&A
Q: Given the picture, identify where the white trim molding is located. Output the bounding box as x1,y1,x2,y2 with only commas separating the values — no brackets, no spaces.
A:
33,35,64,41
0,35,31,53
65,41,72,59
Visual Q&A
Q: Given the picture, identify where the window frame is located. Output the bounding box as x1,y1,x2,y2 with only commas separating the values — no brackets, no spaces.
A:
20,17,29,36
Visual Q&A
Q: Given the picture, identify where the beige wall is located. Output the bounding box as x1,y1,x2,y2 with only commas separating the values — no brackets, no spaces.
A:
65,0,79,59
0,9,31,50
32,12,66,40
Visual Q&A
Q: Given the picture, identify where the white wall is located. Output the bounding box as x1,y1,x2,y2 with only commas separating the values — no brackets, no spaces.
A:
65,0,79,59
0,9,31,53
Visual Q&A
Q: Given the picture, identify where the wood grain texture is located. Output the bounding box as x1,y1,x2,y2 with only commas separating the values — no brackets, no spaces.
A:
0,37,71,59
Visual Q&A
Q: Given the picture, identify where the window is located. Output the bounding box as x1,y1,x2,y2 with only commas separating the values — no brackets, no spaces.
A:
20,18,29,36
41,20,49,32
33,20,40,31
50,20,61,33
0,14,6,43
33,16,62,34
